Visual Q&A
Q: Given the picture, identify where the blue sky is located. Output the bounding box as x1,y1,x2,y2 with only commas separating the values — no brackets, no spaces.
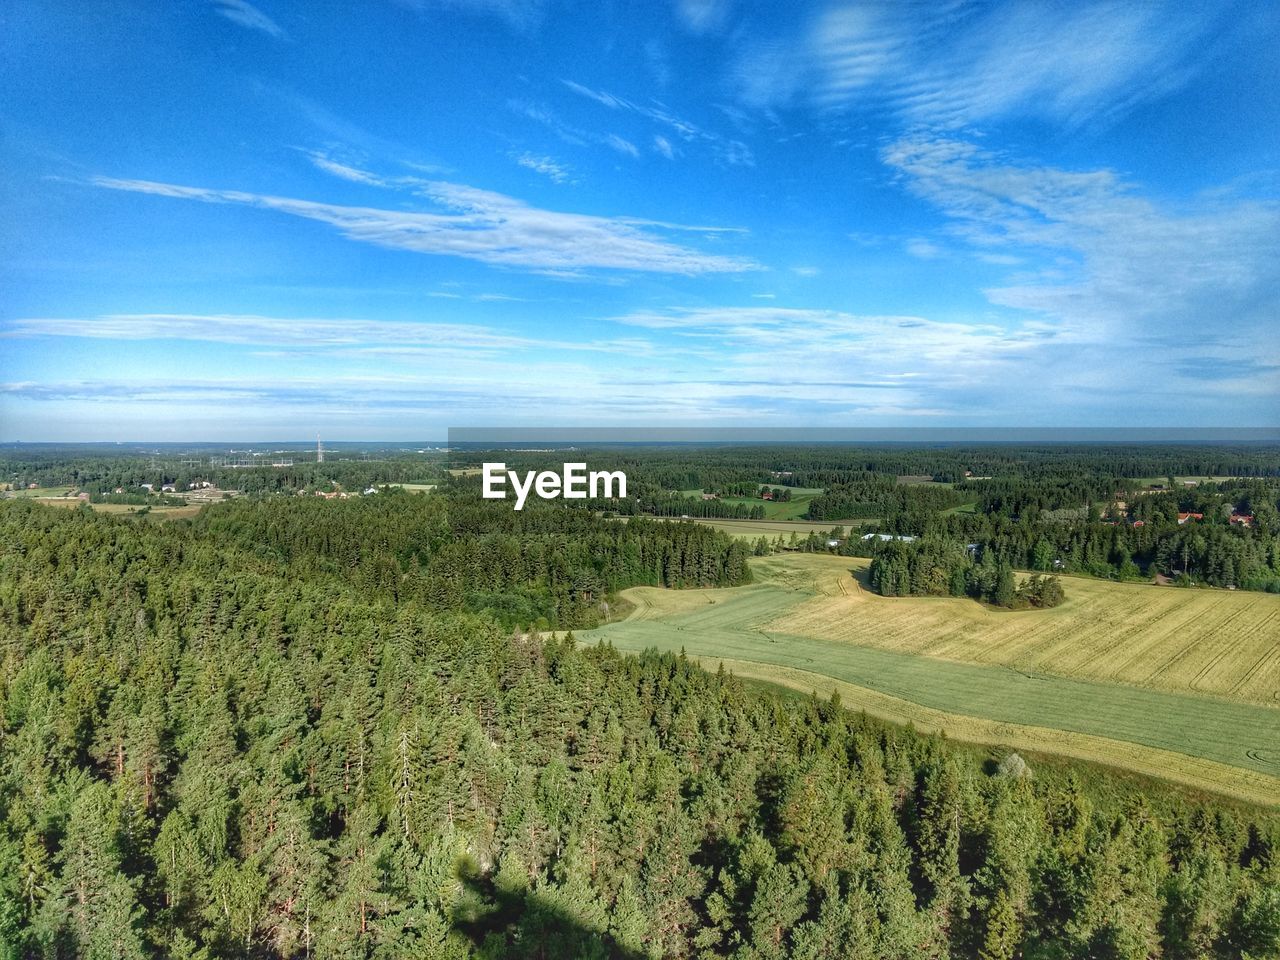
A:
2,0,1278,439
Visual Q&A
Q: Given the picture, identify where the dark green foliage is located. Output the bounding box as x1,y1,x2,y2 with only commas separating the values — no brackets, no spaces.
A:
0,496,1277,959
867,539,1066,608
189,492,751,628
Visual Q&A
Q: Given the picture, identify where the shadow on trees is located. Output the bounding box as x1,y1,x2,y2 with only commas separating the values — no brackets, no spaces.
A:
452,865,645,960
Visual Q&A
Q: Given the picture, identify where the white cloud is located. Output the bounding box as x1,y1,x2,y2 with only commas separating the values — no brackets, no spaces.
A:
882,135,1280,343
0,370,774,426
392,0,549,32
653,135,676,160
975,252,1022,266
507,97,673,164
904,238,942,259
675,0,729,34
561,80,755,166
605,134,640,158
514,152,572,183
211,0,285,38
603,302,1278,422
790,265,820,277
1,313,648,357
730,2,1228,129
301,151,388,185
606,305,1063,414
90,170,758,276
561,80,628,111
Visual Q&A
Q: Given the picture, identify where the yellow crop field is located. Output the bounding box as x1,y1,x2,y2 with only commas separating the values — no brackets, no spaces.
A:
765,554,1280,706
580,553,1280,804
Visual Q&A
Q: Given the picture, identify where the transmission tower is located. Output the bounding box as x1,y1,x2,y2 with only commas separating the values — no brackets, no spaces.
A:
317,436,324,463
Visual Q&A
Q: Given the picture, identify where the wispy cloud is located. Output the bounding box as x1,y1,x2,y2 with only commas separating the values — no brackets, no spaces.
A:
300,150,388,185
507,98,652,163
90,165,758,276
605,301,1277,420
392,0,549,32
606,304,1062,414
561,79,755,166
513,152,572,183
904,237,943,259
675,0,730,35
211,0,285,38
653,135,676,160
0,370,778,426
882,135,1280,345
730,2,1229,129
605,134,640,158
1,314,662,369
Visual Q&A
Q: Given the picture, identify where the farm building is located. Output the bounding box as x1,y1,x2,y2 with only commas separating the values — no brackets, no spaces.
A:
861,533,917,543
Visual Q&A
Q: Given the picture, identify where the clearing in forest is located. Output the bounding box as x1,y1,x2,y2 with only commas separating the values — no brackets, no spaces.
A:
580,554,1280,805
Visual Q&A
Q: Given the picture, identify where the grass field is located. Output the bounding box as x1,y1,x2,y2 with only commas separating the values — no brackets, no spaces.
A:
717,660,1280,807
678,487,826,520
390,482,437,492
579,554,1280,804
3,486,74,498
32,498,204,520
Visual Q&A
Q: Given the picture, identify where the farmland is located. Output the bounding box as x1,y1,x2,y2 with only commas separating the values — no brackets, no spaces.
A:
31,497,205,520
767,554,1280,706
1,485,74,498
581,554,1280,804
678,486,826,519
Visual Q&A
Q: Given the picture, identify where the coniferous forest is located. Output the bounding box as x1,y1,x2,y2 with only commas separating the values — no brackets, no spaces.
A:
1,491,1278,959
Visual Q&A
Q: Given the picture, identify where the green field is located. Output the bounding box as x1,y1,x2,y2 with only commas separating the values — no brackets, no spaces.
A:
3,485,74,498
580,554,1280,804
679,486,825,520
32,497,204,520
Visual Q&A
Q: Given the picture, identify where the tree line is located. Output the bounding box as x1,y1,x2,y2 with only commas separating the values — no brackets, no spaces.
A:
867,540,1066,608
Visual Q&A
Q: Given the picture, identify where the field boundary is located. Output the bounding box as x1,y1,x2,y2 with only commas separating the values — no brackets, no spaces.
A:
709,657,1280,807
